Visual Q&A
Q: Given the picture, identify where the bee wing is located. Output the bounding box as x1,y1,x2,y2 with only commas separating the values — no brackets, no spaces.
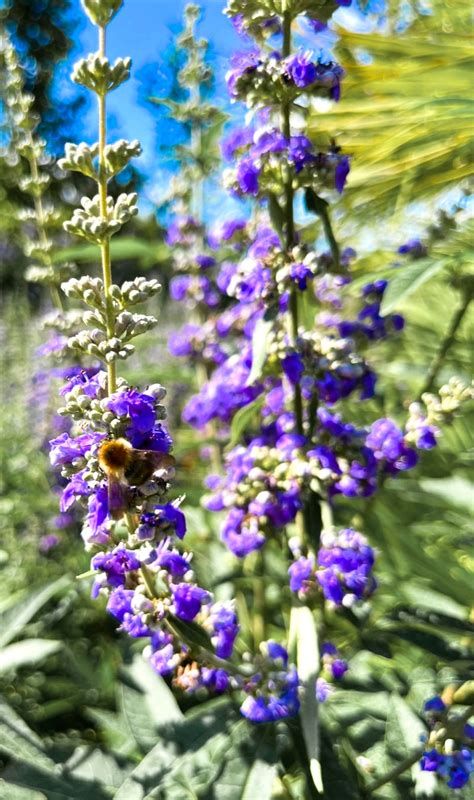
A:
150,452,176,471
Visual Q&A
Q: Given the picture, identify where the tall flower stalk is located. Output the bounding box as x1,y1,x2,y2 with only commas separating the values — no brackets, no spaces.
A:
43,0,473,794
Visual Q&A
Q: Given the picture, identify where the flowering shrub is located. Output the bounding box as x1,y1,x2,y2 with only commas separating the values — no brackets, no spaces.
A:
1,0,471,797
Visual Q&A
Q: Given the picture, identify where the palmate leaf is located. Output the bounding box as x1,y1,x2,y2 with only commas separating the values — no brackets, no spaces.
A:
308,0,473,222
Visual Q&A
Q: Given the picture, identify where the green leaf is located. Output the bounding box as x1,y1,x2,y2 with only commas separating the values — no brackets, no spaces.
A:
0,782,46,800
228,396,265,449
293,605,323,794
0,577,70,649
380,258,446,315
52,238,167,268
0,639,62,674
245,316,274,387
114,698,233,800
124,655,184,727
117,656,183,755
0,698,54,769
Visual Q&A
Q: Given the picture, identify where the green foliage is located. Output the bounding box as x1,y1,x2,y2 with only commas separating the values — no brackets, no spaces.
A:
309,0,473,223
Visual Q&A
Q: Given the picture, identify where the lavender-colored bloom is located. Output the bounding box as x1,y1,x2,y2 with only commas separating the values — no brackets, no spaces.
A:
49,431,105,467
289,556,314,591
251,127,287,156
209,602,240,658
290,261,314,289
138,503,186,541
424,696,446,712
156,545,191,578
166,215,199,246
221,508,266,557
172,583,211,621
236,158,260,195
107,388,156,440
36,334,68,357
59,368,103,397
201,668,230,694
366,418,418,472
335,155,350,193
284,51,318,88
226,51,261,97
316,677,333,702
288,135,314,172
221,128,254,161
240,659,300,723
92,543,140,594
39,534,60,554
60,469,90,511
208,217,247,248
397,238,428,258
149,642,176,676
317,528,376,605
309,19,327,33
281,353,304,384
107,587,134,622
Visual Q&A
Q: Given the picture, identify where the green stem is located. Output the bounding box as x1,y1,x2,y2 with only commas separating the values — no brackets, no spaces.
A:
97,24,116,396
418,290,471,398
316,202,340,272
27,150,64,312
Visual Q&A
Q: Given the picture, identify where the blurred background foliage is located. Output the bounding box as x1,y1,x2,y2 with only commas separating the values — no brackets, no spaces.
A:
0,0,472,798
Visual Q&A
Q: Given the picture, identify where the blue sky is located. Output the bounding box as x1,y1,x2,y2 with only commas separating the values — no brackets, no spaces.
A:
57,0,385,215
74,1,240,201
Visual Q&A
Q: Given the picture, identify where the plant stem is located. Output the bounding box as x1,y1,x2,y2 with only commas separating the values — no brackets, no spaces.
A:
282,10,303,436
418,290,471,398
26,150,64,312
97,24,116,396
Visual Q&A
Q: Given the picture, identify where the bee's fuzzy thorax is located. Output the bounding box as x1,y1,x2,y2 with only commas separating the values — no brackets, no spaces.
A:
98,438,133,475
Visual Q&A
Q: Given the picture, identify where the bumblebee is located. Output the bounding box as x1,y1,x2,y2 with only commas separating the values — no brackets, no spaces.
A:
98,438,175,487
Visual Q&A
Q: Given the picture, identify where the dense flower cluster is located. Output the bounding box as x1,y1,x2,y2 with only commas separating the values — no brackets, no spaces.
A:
420,696,474,790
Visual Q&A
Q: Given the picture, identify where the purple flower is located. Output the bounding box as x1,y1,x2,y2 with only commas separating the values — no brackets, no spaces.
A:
221,508,266,557
92,543,141,595
251,127,287,156
289,556,314,592
60,469,90,512
335,155,350,193
172,583,211,621
107,587,134,622
366,418,418,472
201,668,230,694
397,239,428,258
316,677,333,702
317,528,376,606
166,216,199,246
226,51,261,97
284,51,318,88
281,353,304,385
424,696,446,713
155,544,191,578
236,158,260,195
39,534,60,554
288,135,314,172
240,663,300,723
290,261,314,289
137,503,186,542
49,431,105,468
209,602,240,658
107,388,156,442
221,128,254,161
